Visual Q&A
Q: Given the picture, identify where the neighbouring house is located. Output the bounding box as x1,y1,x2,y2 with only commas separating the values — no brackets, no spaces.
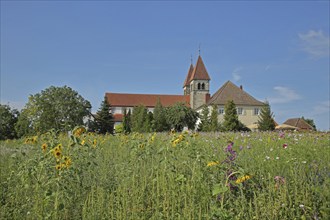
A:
105,55,265,127
283,118,314,131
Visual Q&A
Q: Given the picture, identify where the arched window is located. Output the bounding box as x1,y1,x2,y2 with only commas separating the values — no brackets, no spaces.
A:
197,83,201,90
202,83,205,90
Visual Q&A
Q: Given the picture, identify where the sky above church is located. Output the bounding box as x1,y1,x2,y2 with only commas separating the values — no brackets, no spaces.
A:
1,1,329,130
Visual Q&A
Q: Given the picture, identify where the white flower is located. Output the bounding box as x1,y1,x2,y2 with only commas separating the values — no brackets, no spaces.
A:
299,204,304,208
270,148,273,151
302,161,307,164
276,157,280,160
266,156,270,160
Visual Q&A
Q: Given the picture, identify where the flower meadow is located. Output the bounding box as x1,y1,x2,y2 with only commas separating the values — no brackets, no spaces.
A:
0,129,329,219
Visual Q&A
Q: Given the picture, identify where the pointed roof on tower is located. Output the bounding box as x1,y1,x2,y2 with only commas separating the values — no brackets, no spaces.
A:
189,55,211,81
183,64,194,87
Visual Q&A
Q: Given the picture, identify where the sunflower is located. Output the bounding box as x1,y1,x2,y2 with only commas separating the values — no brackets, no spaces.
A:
41,143,47,152
235,175,251,184
207,161,219,167
55,164,62,170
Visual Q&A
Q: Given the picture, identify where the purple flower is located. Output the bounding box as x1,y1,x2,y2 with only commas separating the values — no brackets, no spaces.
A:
239,146,243,151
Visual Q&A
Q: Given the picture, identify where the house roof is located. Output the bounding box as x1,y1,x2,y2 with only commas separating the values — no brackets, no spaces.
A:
183,64,194,87
189,56,211,82
207,81,265,106
283,118,314,130
105,93,190,107
113,114,123,122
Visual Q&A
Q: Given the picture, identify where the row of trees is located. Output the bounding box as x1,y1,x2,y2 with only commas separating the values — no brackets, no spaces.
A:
0,85,317,140
120,101,198,133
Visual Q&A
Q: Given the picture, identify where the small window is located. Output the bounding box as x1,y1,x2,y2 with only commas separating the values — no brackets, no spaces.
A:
202,83,205,90
237,108,243,115
197,83,201,90
254,108,260,115
219,108,225,115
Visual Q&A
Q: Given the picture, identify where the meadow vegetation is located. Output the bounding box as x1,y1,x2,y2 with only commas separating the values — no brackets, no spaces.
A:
1,128,329,219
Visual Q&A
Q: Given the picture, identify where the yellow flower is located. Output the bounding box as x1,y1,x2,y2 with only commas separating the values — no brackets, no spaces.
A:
207,161,219,167
235,175,251,184
55,164,62,170
81,140,85,145
65,158,72,168
73,127,86,137
41,143,47,152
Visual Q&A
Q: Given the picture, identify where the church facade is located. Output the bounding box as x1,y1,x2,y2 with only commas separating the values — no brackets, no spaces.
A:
106,55,265,127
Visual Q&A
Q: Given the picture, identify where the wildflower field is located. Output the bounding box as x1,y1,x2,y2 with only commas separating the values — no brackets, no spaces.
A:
0,129,329,219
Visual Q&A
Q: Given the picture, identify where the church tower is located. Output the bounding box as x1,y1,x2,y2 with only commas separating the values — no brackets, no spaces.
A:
183,55,211,109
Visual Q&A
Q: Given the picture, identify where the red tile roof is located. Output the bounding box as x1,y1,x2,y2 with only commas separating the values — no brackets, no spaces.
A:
183,64,194,87
283,118,314,130
189,55,210,81
207,81,264,106
106,93,190,107
113,114,123,122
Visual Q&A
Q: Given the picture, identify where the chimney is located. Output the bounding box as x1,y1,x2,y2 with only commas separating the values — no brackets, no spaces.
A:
240,85,243,90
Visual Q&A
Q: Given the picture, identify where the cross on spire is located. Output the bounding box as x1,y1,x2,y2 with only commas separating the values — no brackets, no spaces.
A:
198,43,201,56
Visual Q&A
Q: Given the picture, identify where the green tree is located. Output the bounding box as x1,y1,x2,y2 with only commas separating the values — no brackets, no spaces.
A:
301,116,316,130
166,103,198,132
153,99,169,132
123,109,132,133
94,96,114,134
15,86,91,137
198,105,210,131
258,102,275,131
0,104,19,140
131,105,150,132
209,105,219,132
223,100,240,131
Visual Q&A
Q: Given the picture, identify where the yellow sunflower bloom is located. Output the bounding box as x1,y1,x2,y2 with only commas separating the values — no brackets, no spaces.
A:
235,175,251,184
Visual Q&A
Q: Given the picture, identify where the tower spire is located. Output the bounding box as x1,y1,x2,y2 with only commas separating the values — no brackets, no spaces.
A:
190,54,193,65
198,43,201,56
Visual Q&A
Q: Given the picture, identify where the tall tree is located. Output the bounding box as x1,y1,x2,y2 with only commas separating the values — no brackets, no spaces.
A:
301,116,316,130
95,96,114,134
209,105,219,132
0,104,19,140
166,103,198,132
153,99,169,132
223,100,240,131
198,105,210,131
15,86,91,137
131,105,149,132
123,109,132,133
258,102,275,131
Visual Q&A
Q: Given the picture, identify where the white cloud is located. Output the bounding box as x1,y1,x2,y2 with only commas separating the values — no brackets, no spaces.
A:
298,30,330,58
232,67,242,82
268,86,302,104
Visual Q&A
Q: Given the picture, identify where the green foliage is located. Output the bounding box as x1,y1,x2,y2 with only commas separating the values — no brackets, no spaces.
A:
165,102,198,131
223,100,240,131
209,105,220,132
301,116,317,130
1,132,329,219
123,109,132,133
152,99,169,132
15,86,91,137
131,105,152,133
114,123,124,133
0,104,19,140
198,105,210,131
258,102,275,131
94,96,114,134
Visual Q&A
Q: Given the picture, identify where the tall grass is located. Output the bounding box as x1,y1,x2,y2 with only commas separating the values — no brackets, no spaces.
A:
1,130,329,219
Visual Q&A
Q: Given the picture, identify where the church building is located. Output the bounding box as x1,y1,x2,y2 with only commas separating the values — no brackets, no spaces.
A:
106,55,265,127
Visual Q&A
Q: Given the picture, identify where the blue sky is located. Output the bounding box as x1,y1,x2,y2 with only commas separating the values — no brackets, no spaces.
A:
1,1,329,130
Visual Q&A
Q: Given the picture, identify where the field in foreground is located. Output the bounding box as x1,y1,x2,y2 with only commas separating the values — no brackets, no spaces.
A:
0,130,329,219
